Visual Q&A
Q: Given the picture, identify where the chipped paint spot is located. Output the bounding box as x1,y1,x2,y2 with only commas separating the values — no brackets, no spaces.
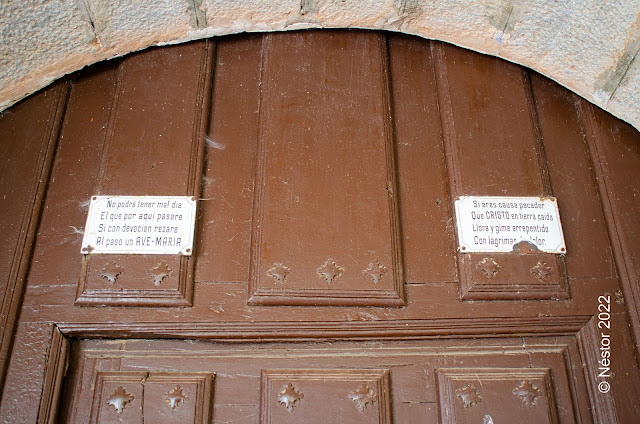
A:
205,136,226,150
512,240,541,254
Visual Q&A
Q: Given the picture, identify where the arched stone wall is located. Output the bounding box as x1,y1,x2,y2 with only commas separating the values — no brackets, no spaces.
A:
1,1,639,129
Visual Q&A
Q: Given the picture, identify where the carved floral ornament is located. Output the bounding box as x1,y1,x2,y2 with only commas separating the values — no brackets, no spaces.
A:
106,386,135,414
455,384,481,408
477,257,500,279
149,261,172,286
165,385,188,409
277,382,378,413
453,380,543,409
268,259,387,285
512,380,542,405
349,383,377,412
278,383,304,412
100,261,124,284
530,261,553,282
268,263,290,284
105,384,191,414
363,260,386,284
317,258,344,284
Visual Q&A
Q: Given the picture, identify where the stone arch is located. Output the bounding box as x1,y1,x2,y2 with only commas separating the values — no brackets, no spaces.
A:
1,1,639,129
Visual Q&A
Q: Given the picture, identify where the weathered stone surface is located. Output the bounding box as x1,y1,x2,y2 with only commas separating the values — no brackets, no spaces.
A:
0,0,93,108
0,0,639,130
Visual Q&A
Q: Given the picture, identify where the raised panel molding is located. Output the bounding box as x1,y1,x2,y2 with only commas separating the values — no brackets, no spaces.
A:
75,41,215,307
579,99,640,362
90,372,214,423
37,327,70,424
432,43,569,301
577,317,618,424
56,315,592,340
91,372,147,422
248,32,404,306
260,369,392,423
53,336,598,423
437,368,559,424
458,253,569,300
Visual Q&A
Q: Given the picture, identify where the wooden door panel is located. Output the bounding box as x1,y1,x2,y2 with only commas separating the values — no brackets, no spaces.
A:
89,371,213,423
432,43,568,301
72,41,213,307
0,84,66,300
437,368,559,423
24,61,117,290
248,31,403,306
1,30,640,423
431,42,546,196
59,338,589,423
261,369,392,423
579,98,640,355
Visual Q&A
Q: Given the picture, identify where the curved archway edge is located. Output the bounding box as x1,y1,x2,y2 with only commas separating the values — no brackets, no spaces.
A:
1,0,639,130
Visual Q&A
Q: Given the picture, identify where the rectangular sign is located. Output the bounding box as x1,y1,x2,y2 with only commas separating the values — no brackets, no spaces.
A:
81,196,197,255
454,196,566,254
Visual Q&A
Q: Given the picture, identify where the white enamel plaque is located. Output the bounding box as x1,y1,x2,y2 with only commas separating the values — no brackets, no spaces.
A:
454,196,566,254
81,196,197,255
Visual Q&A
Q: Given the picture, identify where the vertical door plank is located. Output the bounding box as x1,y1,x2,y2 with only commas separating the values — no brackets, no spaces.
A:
433,43,545,196
27,61,119,287
529,72,615,280
37,327,69,424
0,62,117,421
195,35,263,283
579,98,640,362
96,43,207,195
388,34,457,284
0,81,69,390
0,323,56,422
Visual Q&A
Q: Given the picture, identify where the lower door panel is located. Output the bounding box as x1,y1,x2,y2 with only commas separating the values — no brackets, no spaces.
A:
59,338,590,423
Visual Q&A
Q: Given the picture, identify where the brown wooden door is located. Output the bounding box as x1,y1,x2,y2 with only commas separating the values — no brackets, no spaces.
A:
1,30,640,423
